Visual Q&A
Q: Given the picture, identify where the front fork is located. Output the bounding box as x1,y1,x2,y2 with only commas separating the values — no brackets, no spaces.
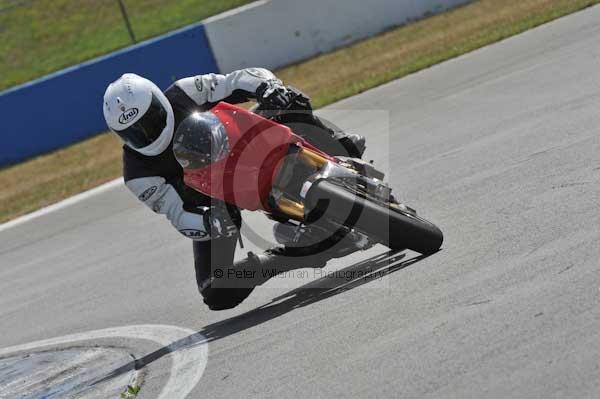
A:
272,144,403,224
271,146,330,222
271,145,385,253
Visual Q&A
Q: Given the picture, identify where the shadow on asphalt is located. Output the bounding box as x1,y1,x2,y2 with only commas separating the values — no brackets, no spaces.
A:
93,250,433,385
202,250,424,341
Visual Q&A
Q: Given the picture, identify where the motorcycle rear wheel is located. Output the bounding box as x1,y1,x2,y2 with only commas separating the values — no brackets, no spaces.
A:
305,180,443,254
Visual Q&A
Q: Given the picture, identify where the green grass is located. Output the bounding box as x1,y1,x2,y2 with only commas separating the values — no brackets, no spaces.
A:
0,0,251,91
1,0,600,223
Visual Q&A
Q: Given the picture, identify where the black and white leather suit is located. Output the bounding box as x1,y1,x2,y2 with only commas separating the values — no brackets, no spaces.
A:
122,68,362,310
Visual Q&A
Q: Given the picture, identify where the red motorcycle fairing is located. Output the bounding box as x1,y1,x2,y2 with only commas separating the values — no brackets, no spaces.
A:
183,102,301,211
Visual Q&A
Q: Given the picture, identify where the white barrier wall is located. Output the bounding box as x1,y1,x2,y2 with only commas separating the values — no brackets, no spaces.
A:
204,0,473,73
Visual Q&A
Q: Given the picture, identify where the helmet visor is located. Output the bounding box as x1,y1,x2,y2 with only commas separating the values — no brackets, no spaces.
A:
113,93,167,149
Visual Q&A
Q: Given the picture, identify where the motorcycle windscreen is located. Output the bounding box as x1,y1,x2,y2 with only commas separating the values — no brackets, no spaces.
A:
173,112,230,170
182,102,299,211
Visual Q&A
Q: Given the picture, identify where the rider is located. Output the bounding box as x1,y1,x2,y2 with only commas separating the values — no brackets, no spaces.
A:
103,68,366,310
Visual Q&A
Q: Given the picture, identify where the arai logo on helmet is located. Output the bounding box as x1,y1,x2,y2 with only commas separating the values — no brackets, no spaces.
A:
118,108,139,125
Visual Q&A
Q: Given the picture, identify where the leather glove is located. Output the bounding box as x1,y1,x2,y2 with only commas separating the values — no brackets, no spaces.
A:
256,80,292,109
285,86,312,111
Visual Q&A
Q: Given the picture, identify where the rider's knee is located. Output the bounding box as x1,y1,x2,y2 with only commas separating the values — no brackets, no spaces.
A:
200,283,254,311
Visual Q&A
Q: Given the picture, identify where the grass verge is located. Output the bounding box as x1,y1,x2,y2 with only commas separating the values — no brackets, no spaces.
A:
1,0,599,223
0,0,252,91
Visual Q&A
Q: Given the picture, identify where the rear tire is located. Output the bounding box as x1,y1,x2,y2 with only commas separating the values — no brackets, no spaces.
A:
305,180,443,254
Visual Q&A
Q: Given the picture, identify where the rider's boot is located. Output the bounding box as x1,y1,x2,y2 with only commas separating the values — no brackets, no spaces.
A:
216,248,321,292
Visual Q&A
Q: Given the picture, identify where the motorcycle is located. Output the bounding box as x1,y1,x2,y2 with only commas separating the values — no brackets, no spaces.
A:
174,100,443,261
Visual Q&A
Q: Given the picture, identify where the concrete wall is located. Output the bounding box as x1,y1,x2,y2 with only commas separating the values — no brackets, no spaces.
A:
0,23,217,167
204,0,472,73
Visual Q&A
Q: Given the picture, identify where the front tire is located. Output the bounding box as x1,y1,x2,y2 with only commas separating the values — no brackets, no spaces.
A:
305,180,443,254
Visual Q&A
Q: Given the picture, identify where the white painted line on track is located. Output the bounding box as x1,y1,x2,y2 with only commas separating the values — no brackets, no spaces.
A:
0,324,208,399
0,178,123,233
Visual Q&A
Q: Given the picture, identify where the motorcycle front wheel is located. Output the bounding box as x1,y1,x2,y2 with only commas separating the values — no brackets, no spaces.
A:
304,180,443,254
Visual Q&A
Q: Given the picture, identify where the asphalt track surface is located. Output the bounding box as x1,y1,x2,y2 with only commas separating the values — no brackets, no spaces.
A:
2,6,600,398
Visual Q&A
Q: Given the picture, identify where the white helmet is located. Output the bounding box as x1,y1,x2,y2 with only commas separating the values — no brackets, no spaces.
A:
103,73,174,156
